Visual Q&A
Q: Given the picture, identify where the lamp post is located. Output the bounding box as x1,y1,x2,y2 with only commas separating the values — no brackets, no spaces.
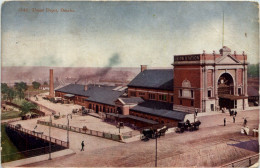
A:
49,115,52,160
155,131,158,167
67,114,72,148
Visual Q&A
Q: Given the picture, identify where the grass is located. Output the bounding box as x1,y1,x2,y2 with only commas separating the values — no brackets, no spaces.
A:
1,124,25,163
1,110,21,120
12,98,27,106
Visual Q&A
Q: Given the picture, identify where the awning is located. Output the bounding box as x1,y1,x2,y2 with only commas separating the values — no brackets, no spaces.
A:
219,94,248,100
64,94,75,98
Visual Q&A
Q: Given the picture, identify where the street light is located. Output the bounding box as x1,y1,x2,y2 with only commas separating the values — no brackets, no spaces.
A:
155,131,158,167
67,114,72,148
49,115,52,160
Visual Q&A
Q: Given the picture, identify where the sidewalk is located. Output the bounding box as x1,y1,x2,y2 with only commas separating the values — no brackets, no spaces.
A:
1,149,75,167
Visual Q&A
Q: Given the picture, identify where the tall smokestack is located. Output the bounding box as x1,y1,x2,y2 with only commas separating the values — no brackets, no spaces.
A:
141,65,147,72
49,69,54,97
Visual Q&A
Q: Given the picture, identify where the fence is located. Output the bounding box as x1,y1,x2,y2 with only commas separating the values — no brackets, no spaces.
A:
6,124,69,148
37,120,122,142
222,153,259,167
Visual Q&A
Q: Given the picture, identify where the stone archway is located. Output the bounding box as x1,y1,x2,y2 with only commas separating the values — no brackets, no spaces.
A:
218,73,235,109
217,73,234,95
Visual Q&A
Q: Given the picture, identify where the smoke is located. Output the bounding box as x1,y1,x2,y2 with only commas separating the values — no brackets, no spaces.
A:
75,53,121,84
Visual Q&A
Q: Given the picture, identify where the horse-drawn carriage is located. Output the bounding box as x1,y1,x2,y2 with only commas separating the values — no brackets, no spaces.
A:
140,126,168,141
176,120,201,133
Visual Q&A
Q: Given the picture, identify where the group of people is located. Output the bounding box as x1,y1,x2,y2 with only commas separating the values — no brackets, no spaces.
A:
223,109,248,127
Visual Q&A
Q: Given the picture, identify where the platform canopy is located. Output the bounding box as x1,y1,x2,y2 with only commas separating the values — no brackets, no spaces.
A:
219,94,248,100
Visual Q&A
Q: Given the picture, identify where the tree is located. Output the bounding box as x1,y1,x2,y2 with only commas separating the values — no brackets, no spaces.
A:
43,81,48,85
248,64,259,77
1,83,9,94
32,81,41,89
14,82,28,100
20,101,38,116
6,88,16,102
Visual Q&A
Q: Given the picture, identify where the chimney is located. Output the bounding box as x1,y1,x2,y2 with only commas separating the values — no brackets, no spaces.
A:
140,65,147,72
49,69,54,97
84,85,88,91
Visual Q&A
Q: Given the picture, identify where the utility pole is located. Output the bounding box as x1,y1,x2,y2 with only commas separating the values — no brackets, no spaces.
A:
49,115,52,160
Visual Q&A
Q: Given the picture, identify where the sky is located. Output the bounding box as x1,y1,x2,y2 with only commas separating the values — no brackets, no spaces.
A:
1,1,259,67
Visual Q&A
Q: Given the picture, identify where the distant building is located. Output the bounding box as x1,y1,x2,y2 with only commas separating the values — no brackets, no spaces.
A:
39,85,49,90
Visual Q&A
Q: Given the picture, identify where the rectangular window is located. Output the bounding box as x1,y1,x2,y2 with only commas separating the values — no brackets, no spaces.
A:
130,92,136,97
180,100,182,105
191,90,194,98
208,90,211,98
170,96,173,103
149,93,156,100
139,92,145,96
238,88,241,95
180,89,182,97
163,95,167,101
191,100,194,106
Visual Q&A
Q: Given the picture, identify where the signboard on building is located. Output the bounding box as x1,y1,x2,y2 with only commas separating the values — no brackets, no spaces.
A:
174,55,200,62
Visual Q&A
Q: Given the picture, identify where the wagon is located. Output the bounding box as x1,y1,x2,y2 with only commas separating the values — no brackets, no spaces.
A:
140,128,155,141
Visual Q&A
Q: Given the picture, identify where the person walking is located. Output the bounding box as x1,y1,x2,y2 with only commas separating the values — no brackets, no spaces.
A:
234,111,237,117
81,141,85,151
233,116,235,123
224,118,226,126
243,118,247,127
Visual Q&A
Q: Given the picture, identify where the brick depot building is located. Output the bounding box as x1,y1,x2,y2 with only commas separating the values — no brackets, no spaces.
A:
54,46,249,127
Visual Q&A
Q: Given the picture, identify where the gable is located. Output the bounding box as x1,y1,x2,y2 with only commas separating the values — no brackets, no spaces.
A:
216,55,241,64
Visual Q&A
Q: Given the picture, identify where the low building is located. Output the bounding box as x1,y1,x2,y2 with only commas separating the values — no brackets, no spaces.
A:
55,84,125,113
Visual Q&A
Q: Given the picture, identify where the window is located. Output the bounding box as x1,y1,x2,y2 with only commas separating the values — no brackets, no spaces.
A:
148,93,156,100
180,89,183,97
208,90,211,98
139,92,145,96
180,100,182,105
238,88,242,95
191,90,194,98
191,100,194,106
159,94,167,101
130,92,136,97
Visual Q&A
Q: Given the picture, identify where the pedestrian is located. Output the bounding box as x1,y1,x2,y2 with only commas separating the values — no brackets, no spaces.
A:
235,111,237,117
243,118,247,127
224,118,226,126
233,116,235,123
229,109,231,116
195,109,198,116
81,140,85,151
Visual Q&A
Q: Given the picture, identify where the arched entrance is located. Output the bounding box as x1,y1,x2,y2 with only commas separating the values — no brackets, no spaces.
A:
218,73,235,109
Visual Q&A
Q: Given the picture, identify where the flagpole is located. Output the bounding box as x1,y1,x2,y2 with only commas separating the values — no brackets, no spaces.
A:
222,12,224,47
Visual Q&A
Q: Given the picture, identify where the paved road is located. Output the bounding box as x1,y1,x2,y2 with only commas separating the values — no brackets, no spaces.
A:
25,109,259,167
